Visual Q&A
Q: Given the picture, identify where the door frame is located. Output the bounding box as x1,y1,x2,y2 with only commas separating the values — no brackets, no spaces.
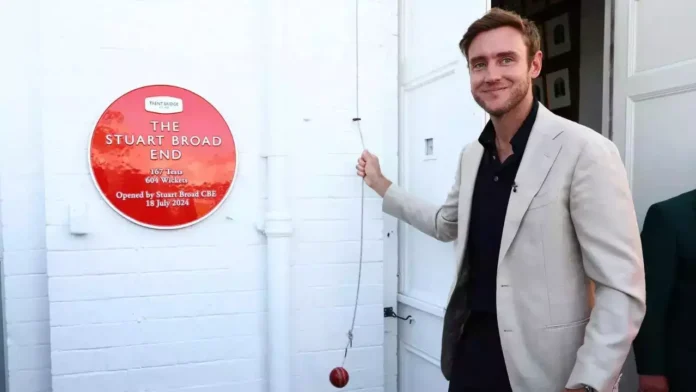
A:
380,2,403,392
601,0,615,141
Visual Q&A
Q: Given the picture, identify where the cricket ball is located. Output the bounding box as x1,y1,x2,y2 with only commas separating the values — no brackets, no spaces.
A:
329,367,349,388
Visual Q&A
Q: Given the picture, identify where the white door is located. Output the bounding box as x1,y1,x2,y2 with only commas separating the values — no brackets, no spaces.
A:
612,0,696,227
386,2,489,391
611,1,696,391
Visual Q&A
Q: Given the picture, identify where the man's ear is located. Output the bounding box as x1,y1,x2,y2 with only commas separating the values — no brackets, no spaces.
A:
529,50,543,78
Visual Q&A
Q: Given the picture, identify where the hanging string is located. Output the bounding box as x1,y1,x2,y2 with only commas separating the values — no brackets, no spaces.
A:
342,0,365,367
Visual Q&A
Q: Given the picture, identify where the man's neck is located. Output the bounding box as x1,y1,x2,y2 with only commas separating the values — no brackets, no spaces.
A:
491,93,534,144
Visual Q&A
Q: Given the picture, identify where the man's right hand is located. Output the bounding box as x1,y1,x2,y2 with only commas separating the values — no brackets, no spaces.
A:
356,149,392,197
638,375,669,392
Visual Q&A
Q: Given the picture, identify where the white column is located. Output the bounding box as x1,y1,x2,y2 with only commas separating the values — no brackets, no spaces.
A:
263,0,293,390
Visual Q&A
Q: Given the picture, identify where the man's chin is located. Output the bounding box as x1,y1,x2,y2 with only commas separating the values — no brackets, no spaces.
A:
481,103,509,117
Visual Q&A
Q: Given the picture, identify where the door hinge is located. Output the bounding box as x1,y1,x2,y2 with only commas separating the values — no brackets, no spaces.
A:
384,307,413,324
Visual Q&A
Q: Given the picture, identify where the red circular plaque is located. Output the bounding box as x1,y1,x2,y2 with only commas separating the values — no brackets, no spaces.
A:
89,85,237,229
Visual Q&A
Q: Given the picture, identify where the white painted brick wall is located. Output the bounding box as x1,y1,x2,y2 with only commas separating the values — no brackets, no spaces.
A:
0,0,397,391
287,0,397,390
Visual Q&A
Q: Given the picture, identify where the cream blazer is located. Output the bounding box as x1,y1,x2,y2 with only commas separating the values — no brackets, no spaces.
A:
382,104,646,391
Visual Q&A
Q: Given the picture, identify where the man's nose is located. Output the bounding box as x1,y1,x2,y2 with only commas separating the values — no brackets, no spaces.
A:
484,66,502,82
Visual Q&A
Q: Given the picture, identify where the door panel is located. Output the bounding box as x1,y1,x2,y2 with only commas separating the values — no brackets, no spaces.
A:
633,2,696,73
612,0,696,227
402,1,482,83
631,91,696,224
612,2,696,391
402,72,474,306
397,1,488,391
400,335,449,392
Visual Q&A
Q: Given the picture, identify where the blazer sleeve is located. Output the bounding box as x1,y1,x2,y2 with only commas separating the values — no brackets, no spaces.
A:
564,137,647,392
632,203,678,376
381,147,464,242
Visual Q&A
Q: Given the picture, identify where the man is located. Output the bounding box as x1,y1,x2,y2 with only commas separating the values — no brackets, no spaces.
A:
632,189,696,392
356,8,645,392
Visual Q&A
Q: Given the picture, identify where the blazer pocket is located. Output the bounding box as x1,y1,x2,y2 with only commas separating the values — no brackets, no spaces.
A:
528,191,555,210
544,317,590,330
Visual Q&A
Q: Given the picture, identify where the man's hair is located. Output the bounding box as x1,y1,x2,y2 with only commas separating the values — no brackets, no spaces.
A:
458,7,541,64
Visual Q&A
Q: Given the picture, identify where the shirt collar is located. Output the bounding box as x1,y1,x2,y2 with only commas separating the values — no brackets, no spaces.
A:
478,98,539,155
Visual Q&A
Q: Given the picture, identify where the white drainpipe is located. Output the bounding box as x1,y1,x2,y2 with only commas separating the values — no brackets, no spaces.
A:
261,0,292,391
262,154,292,392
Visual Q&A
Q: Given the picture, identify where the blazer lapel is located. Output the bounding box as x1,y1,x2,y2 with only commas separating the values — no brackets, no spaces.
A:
497,107,563,265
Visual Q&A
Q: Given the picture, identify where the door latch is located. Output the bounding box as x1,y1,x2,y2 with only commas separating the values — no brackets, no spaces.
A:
384,307,413,324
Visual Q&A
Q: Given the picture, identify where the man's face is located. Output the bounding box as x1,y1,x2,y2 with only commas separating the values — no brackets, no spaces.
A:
467,26,542,117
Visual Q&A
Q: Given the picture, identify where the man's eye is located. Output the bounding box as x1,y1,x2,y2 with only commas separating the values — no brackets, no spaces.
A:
472,63,485,70
501,57,513,64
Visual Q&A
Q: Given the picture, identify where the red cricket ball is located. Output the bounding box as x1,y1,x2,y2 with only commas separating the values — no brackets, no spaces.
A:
329,366,350,388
